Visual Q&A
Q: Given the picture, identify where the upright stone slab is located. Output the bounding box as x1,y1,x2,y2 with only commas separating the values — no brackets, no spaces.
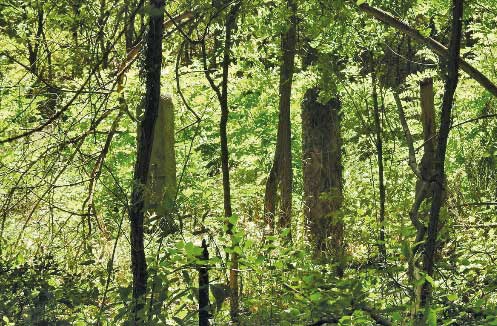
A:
139,94,177,233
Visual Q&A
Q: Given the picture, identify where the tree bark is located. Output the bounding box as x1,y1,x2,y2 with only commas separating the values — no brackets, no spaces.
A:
371,66,386,261
420,78,437,162
263,160,278,233
264,0,297,235
301,88,344,271
402,78,437,321
198,239,210,326
420,0,463,317
357,2,497,98
222,4,240,322
201,2,241,322
128,0,164,323
124,0,137,52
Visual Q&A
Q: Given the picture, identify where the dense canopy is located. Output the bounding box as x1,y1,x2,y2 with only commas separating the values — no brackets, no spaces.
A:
1,0,497,325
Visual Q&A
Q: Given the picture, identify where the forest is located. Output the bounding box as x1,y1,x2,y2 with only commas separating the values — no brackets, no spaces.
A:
1,0,497,324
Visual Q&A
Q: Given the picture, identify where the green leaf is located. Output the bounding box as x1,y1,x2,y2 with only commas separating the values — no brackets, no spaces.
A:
255,255,265,265
309,292,322,302
392,311,402,321
228,215,239,226
118,286,131,300
447,293,458,301
280,228,291,238
356,0,367,5
48,277,57,287
427,308,437,326
425,275,436,287
233,246,243,255
16,253,25,264
232,234,243,245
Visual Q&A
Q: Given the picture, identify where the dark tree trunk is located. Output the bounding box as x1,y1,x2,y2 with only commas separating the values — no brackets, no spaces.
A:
371,67,386,261
421,0,463,316
301,88,344,272
71,0,81,47
71,0,83,77
201,2,241,323
264,0,297,236
221,5,239,322
128,0,164,323
98,0,109,68
198,240,210,326
124,0,137,52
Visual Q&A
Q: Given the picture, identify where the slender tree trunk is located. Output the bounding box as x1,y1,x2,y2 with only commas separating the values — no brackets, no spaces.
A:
203,2,241,322
222,7,237,321
71,0,81,47
409,78,437,322
301,88,344,273
26,5,43,76
124,1,137,52
98,0,109,68
420,0,463,318
264,0,297,235
418,78,437,218
198,239,210,326
201,2,240,321
371,66,386,261
128,0,164,323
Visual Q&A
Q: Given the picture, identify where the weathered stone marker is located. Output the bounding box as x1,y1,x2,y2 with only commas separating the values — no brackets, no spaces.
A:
138,94,177,233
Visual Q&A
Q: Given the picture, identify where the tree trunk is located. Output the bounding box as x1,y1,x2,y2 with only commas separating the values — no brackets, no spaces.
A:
201,2,240,322
124,0,137,52
420,78,437,169
371,67,386,261
301,87,344,272
421,0,463,318
98,0,109,69
198,239,210,326
264,0,297,236
408,78,437,321
128,0,164,323
219,3,241,323
263,160,278,233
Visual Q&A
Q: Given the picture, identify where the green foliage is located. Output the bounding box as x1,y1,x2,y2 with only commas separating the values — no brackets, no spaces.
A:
1,0,497,324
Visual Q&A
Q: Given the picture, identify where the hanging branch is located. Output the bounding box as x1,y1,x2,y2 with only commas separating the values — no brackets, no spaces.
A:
357,2,497,97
